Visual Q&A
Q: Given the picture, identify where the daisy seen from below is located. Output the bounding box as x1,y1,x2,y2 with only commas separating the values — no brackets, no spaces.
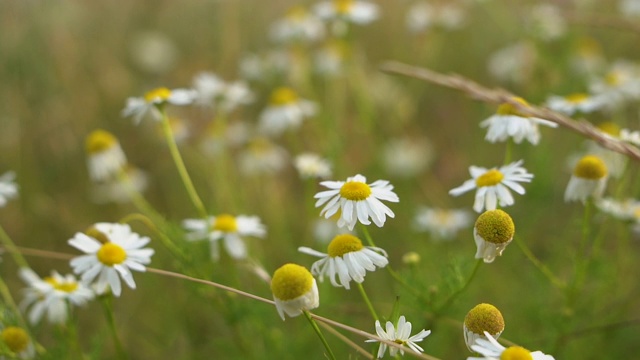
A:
68,223,155,297
480,97,557,145
315,174,399,230
271,263,319,320
413,206,472,240
463,303,505,352
545,92,603,115
0,170,18,207
121,86,196,124
365,315,431,359
468,331,555,360
449,160,533,213
314,0,379,25
182,214,266,261
298,233,388,289
1,325,35,359
85,129,127,182
294,153,332,179
473,209,515,263
19,268,94,325
564,154,608,203
270,5,326,43
258,87,316,136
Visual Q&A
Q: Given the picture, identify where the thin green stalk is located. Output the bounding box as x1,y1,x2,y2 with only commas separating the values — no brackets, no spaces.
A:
100,295,128,360
0,224,28,268
118,213,189,264
568,198,593,304
514,236,565,289
356,282,379,321
303,310,337,360
435,259,482,315
160,109,208,218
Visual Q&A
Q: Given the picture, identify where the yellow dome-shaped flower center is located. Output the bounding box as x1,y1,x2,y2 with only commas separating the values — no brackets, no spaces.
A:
334,0,354,14
475,209,515,244
1,326,29,353
85,129,118,154
271,263,314,301
597,121,621,137
464,303,505,335
573,155,607,180
501,346,533,360
496,97,529,117
565,93,588,104
270,87,298,106
45,277,79,293
476,169,504,188
339,181,372,201
97,242,127,266
213,214,238,232
327,234,364,257
85,226,110,244
144,87,172,103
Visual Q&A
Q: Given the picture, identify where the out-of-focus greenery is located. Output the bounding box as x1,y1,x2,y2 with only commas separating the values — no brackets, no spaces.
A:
1,0,640,359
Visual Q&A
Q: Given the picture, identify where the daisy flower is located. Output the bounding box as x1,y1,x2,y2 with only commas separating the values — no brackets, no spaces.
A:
473,209,515,263
294,153,332,179
314,40,349,76
121,87,196,124
314,0,379,25
527,3,566,42
19,268,94,325
413,207,472,240
545,93,603,115
589,61,640,108
182,214,266,261
382,137,433,178
271,263,319,320
564,155,608,203
129,31,179,75
468,331,556,360
258,87,316,136
298,233,388,289
449,160,533,213
463,303,505,352
68,223,155,297
365,316,431,358
192,72,254,113
238,137,289,176
406,1,466,34
480,97,557,145
315,174,399,230
270,5,326,43
487,41,537,85
91,165,148,204
0,326,35,359
0,171,18,208
85,129,127,182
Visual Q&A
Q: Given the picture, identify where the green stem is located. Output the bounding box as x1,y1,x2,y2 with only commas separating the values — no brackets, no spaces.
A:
356,282,379,321
436,259,482,315
569,198,593,304
100,295,128,359
118,213,189,264
160,109,208,218
0,224,28,268
303,310,337,360
514,236,565,289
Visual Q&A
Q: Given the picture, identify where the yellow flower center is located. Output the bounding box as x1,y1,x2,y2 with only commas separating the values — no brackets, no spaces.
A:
475,169,504,188
496,97,529,117
597,121,621,137
212,214,238,232
435,210,454,224
97,242,127,266
144,87,172,103
339,181,372,201
334,0,353,14
327,234,364,257
45,276,79,293
464,303,505,335
475,209,515,244
1,327,29,353
402,251,421,265
605,72,621,86
501,346,533,360
85,226,110,244
271,263,314,301
565,93,589,104
573,155,607,180
85,129,118,154
270,87,298,106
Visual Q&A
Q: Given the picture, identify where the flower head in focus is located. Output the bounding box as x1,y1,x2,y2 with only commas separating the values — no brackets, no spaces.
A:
271,263,319,320
464,303,505,352
480,97,557,145
564,155,608,203
365,315,431,358
473,209,515,263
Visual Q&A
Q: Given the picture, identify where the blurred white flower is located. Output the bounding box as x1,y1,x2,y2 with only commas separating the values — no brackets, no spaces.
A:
527,3,566,41
192,72,254,113
0,171,18,208
294,153,332,179
238,137,289,175
85,129,127,182
121,87,196,124
413,207,472,240
129,31,179,74
382,137,433,177
545,93,603,115
270,5,326,43
488,41,537,84
258,87,316,136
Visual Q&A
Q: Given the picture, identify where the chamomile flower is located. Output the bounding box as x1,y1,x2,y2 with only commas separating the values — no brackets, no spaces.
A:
68,223,155,297
406,1,466,34
121,87,196,124
298,233,388,289
545,93,603,115
192,72,254,113
487,41,537,85
382,137,433,178
0,171,18,208
449,160,533,213
314,40,349,76
527,3,566,42
271,263,319,320
258,87,317,136
294,153,332,179
463,303,505,352
365,316,431,358
238,137,289,176
19,268,94,325
620,0,640,17
473,209,515,263
90,165,149,204
270,5,326,43
85,129,127,182
564,155,608,203
589,61,640,108
1,326,35,359
413,207,472,240
182,214,266,261
315,174,399,230
596,197,640,221
129,31,179,75
468,332,555,360
314,0,379,25
480,97,557,145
